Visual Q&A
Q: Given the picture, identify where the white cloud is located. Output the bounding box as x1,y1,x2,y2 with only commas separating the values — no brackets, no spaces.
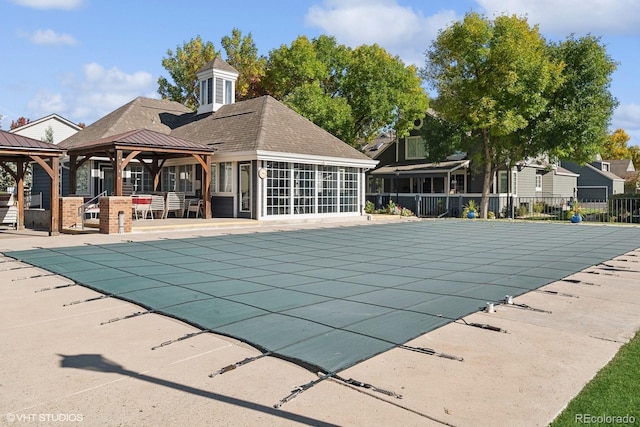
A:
612,103,640,146
305,0,460,66
26,91,67,116
25,63,156,125
11,0,84,10
25,29,77,46
475,0,640,35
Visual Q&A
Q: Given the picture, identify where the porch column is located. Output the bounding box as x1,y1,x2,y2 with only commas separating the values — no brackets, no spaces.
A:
69,155,77,195
16,160,25,230
202,155,212,219
50,157,60,235
115,150,123,196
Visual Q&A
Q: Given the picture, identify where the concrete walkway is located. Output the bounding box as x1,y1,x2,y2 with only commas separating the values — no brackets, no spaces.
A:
1,218,639,426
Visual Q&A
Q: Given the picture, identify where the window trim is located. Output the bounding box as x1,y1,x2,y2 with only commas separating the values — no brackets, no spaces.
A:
405,136,427,160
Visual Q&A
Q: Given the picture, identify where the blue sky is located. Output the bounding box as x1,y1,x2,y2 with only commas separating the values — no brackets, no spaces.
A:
1,0,639,148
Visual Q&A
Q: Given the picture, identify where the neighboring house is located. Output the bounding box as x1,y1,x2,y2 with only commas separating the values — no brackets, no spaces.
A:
9,113,82,144
366,113,578,216
607,159,638,193
562,159,625,200
54,57,377,220
9,114,82,209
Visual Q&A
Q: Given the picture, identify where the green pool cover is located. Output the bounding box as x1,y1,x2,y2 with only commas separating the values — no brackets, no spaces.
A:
7,221,640,373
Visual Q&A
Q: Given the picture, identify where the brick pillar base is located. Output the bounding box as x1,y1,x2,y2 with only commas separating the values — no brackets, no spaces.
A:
59,197,84,231
99,197,132,234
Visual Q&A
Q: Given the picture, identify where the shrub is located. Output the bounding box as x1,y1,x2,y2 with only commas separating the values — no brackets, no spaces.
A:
365,200,375,214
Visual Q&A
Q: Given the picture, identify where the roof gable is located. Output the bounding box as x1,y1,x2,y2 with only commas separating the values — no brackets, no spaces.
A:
10,114,82,133
59,97,193,149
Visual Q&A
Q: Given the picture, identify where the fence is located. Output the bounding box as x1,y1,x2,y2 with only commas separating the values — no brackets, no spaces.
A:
366,193,640,224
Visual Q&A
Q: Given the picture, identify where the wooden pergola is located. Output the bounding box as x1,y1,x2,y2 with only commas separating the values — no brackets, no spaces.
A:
64,129,215,218
0,130,64,234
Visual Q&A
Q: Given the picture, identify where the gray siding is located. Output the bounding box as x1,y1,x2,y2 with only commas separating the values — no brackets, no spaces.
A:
31,164,69,210
550,174,577,199
516,167,537,198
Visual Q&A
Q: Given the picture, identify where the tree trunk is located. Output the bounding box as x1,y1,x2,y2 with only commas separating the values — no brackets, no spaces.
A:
481,131,492,219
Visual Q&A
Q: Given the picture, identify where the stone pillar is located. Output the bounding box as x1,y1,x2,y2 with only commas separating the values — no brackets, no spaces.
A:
59,197,84,231
99,196,132,234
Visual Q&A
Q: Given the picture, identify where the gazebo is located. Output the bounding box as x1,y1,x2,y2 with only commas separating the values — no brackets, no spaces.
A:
64,129,214,218
0,130,64,234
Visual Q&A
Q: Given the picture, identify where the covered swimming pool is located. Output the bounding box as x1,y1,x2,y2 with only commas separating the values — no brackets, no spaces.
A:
7,221,640,374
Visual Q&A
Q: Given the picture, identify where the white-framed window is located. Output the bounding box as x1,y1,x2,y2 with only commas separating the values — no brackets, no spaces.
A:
128,165,152,193
405,136,427,159
75,162,90,195
225,80,233,104
218,162,233,192
535,173,543,192
340,168,359,213
200,77,214,105
293,163,316,214
318,165,338,213
498,171,508,193
162,164,195,194
264,163,360,216
266,161,290,215
210,163,217,192
451,173,465,193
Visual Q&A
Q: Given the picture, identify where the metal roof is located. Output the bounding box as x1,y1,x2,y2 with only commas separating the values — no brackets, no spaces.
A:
64,129,213,154
0,130,65,153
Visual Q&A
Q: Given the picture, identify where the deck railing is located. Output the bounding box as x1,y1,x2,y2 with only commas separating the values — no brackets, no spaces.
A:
366,193,640,223
78,191,107,229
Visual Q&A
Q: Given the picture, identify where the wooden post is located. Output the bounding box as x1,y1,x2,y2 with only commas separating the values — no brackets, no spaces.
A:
16,160,25,230
50,157,60,235
202,154,212,219
69,154,77,196
115,150,123,196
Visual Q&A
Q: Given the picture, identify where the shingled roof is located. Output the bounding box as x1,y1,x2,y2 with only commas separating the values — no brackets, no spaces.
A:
59,97,193,150
196,56,239,76
172,95,373,162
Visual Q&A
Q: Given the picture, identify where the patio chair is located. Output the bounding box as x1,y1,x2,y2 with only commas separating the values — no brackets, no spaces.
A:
165,192,185,218
185,199,203,218
132,195,153,220
150,194,166,219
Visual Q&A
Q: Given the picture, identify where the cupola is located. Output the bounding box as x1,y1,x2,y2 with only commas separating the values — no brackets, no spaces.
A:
196,56,239,114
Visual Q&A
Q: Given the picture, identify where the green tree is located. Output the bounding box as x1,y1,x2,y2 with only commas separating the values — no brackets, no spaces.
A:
520,35,618,165
263,35,428,147
43,125,54,144
423,12,563,217
221,28,267,101
158,35,217,110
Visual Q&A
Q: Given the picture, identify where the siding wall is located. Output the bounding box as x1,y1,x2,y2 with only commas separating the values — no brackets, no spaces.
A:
517,167,537,198
12,119,79,144
550,174,577,199
31,164,69,210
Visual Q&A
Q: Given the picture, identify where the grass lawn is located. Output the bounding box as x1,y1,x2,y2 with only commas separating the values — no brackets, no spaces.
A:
550,330,640,426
